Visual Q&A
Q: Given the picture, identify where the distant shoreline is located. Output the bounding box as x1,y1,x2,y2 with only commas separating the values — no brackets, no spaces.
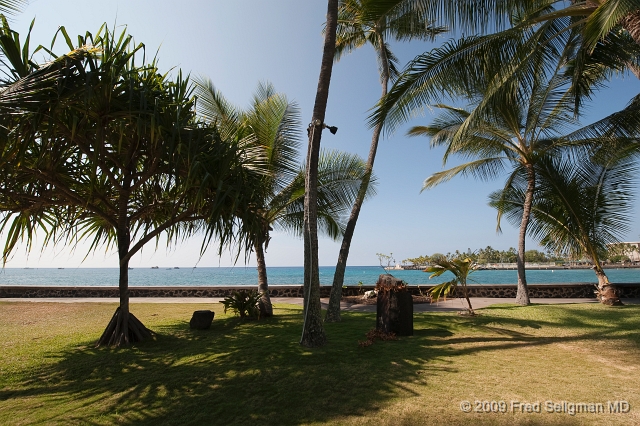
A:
396,264,640,271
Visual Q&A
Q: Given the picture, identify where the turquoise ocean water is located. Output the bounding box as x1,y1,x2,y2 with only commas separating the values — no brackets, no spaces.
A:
0,266,639,286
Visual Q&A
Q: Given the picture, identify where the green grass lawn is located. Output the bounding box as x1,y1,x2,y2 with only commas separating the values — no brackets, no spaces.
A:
0,301,639,425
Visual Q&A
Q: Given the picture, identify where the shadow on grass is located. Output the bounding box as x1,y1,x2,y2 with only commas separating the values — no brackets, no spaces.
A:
1,309,450,425
3,303,640,425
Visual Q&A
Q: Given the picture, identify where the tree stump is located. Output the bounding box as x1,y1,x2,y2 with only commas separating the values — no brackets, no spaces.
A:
376,274,413,336
190,310,215,329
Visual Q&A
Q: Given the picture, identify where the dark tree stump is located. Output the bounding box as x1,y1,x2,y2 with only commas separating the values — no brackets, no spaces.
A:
376,274,413,336
190,310,215,329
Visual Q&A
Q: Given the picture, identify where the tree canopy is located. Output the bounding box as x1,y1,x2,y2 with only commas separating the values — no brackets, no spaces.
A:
0,23,265,345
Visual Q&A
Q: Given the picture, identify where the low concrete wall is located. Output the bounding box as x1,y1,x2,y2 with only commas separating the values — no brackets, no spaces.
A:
2,283,640,299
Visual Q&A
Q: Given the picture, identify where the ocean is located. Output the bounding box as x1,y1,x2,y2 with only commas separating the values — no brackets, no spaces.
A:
0,266,639,286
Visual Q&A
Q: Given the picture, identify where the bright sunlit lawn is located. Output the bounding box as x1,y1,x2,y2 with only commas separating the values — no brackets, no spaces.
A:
0,300,639,425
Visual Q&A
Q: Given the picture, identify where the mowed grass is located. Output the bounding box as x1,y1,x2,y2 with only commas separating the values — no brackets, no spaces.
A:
1,301,639,425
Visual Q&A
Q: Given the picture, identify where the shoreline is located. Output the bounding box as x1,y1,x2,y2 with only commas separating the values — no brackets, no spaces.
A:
3,283,640,299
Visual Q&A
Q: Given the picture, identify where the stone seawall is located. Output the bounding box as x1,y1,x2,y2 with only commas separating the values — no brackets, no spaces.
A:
2,283,640,299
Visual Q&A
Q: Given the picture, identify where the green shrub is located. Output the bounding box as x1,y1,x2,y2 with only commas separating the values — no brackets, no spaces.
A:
220,290,263,319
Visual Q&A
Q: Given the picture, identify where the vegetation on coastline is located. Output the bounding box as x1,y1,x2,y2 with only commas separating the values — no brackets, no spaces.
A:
404,245,640,269
405,248,568,267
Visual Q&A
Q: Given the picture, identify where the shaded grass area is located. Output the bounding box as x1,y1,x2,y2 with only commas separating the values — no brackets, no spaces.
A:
1,301,639,425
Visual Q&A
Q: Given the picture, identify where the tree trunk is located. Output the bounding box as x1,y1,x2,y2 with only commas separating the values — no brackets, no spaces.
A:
515,163,535,305
620,9,640,46
97,214,152,346
593,264,623,306
254,238,273,317
301,0,339,348
326,32,388,323
376,278,413,336
460,280,474,314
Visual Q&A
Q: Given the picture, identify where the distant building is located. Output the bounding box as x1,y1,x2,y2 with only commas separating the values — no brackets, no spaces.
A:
607,242,640,262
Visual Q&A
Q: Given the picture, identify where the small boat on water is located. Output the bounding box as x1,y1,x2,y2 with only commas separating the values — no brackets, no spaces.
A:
174,267,180,269
151,266,159,269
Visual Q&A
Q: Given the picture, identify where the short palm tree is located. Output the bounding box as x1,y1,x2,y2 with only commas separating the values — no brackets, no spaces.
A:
424,255,477,314
324,0,445,322
195,79,372,317
489,149,637,306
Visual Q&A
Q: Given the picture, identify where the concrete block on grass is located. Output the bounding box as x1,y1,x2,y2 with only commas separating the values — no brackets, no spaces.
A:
190,310,215,330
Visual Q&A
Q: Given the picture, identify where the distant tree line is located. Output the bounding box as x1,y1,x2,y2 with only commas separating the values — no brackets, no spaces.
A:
403,245,639,267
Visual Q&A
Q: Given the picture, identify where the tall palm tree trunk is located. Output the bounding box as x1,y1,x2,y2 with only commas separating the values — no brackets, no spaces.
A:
254,237,273,316
301,0,339,348
515,163,535,305
325,42,389,323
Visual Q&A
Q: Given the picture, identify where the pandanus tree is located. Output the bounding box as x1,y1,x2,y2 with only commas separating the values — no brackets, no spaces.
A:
489,149,638,306
324,0,445,322
195,79,372,317
0,25,263,346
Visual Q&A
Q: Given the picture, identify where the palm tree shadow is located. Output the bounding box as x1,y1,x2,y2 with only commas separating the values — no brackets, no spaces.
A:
5,305,640,425
3,313,451,425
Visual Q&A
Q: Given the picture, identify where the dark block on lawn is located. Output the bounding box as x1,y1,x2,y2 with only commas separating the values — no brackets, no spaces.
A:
190,310,215,330
376,274,413,336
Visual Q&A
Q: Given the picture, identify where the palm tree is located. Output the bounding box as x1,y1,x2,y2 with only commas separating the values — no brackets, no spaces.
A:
195,79,372,317
324,0,445,322
301,0,340,348
409,54,584,305
371,1,640,133
424,255,477,314
489,150,638,306
518,1,640,49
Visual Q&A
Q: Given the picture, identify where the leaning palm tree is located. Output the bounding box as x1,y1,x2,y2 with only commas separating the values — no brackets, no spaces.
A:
489,150,638,306
410,52,585,305
195,79,373,317
324,0,445,322
371,1,640,133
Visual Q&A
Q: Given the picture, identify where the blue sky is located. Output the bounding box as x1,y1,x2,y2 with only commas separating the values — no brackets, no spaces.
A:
4,0,640,268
